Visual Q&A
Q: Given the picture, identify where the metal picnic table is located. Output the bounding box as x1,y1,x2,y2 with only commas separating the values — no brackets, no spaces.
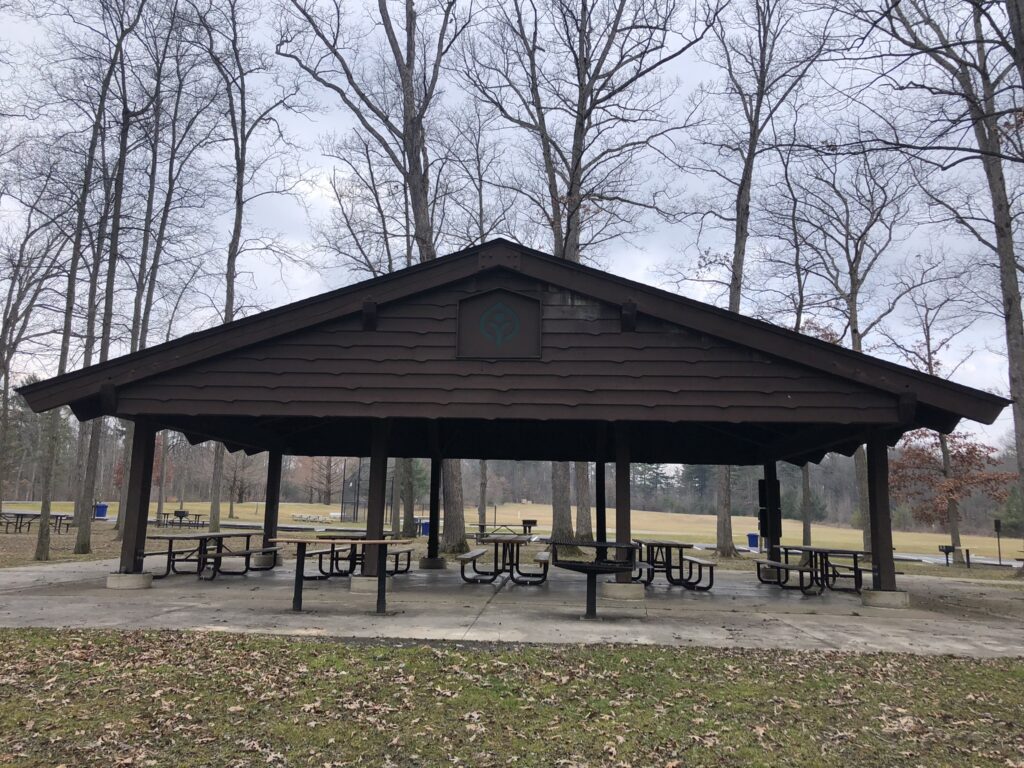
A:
550,541,639,619
273,537,414,614
632,538,695,585
780,545,869,593
481,534,549,585
1,511,73,534
146,530,266,579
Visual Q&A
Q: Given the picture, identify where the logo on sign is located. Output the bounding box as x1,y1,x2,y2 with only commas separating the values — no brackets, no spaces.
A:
479,301,520,348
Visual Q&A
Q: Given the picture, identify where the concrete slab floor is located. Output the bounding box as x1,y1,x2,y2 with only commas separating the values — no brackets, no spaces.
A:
0,558,1022,657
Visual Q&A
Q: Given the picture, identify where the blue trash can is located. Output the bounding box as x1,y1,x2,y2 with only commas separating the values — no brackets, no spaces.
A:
93,503,109,520
746,532,759,550
419,519,430,537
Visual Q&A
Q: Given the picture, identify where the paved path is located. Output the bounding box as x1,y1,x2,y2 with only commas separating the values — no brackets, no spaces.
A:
0,558,1022,657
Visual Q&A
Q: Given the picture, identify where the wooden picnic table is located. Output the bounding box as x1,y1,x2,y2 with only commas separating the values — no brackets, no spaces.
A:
302,532,403,578
1,511,73,534
146,530,267,579
273,537,414,614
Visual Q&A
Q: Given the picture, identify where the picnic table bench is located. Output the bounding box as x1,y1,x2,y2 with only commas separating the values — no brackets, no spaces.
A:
458,535,549,585
679,554,716,592
755,559,821,595
632,539,715,591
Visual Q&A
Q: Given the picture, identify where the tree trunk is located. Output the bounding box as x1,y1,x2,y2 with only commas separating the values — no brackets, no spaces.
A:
115,420,134,539
75,419,102,554
390,460,401,535
209,444,224,532
440,459,467,553
401,458,417,537
938,433,965,564
156,432,167,522
477,459,488,531
800,463,813,547
574,460,593,542
33,411,59,560
715,465,738,556
854,445,871,553
551,461,574,541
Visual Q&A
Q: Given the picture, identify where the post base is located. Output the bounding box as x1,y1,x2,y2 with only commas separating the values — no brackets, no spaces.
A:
418,557,447,570
350,575,393,593
106,573,154,590
861,588,910,609
251,553,277,568
598,581,645,601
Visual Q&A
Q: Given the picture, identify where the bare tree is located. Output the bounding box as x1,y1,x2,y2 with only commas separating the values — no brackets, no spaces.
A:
192,0,303,532
31,0,147,560
0,150,70,522
835,0,1024,505
749,134,835,548
278,0,471,553
880,268,977,563
664,0,831,555
463,0,719,543
795,149,934,550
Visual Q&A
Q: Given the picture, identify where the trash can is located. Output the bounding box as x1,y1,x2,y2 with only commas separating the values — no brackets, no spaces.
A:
93,503,109,520
419,519,430,537
746,532,759,550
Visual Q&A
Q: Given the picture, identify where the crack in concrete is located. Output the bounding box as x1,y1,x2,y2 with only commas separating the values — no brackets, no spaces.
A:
461,575,509,641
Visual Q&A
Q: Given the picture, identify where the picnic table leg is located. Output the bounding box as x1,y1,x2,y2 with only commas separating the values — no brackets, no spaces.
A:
154,540,173,579
293,542,307,611
376,544,388,614
585,573,597,619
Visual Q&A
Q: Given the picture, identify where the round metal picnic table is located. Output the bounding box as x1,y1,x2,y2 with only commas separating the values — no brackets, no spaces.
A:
550,541,639,619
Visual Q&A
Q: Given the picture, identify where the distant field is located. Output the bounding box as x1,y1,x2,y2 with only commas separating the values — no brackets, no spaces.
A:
3,499,1018,559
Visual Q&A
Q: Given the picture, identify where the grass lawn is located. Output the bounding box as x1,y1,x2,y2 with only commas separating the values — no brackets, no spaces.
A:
0,630,1022,768
5,499,1023,559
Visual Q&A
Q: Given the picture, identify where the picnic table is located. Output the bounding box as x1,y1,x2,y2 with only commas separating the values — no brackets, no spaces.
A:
146,530,275,579
757,545,868,595
1,511,73,534
273,537,414,614
632,538,714,590
173,509,206,527
303,532,409,580
549,541,639,619
473,522,538,540
457,534,549,586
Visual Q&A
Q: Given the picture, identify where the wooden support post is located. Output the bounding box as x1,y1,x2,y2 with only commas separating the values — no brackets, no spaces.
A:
363,421,390,577
262,451,282,550
118,421,156,574
867,434,897,591
614,427,631,583
595,462,607,560
763,462,781,562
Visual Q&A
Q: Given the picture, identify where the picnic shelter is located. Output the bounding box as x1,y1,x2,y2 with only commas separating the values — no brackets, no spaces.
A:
17,239,1009,593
